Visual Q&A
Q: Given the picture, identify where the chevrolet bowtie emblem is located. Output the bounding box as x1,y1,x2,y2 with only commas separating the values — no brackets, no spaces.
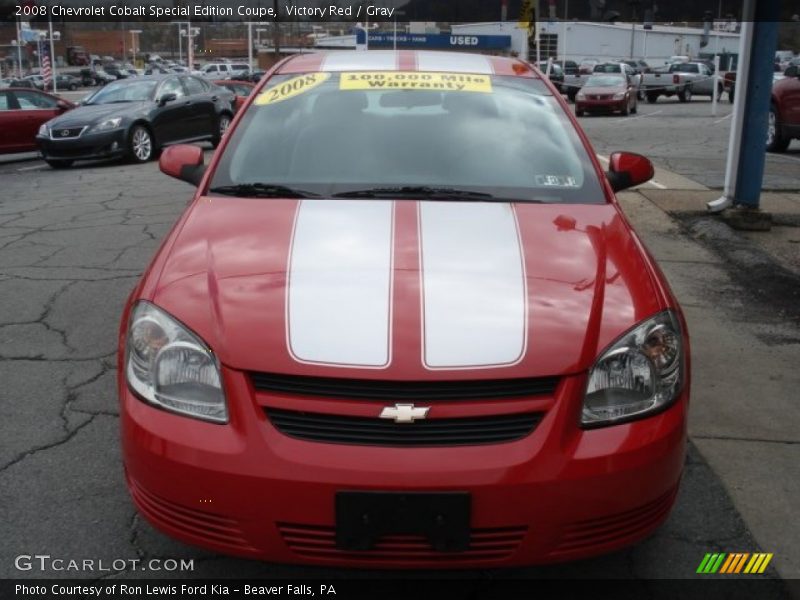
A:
379,403,430,423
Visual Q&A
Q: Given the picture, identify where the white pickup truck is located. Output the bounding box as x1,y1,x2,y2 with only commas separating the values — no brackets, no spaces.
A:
641,62,723,103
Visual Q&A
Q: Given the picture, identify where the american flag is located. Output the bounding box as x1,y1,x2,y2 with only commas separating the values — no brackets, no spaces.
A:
41,44,52,88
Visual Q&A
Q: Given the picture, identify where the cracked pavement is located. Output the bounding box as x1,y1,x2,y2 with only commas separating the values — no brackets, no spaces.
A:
0,125,796,589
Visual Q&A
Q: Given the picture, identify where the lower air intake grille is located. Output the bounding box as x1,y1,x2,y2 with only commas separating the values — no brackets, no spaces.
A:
266,408,543,446
250,372,559,401
278,522,527,563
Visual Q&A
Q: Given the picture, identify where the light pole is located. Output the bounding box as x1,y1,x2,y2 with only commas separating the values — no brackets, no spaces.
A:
130,30,142,67
256,28,268,49
181,23,199,70
15,16,24,77
247,22,253,73
48,14,58,93
172,21,187,65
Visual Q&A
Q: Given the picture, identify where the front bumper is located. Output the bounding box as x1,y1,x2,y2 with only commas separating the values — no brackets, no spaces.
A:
576,99,627,112
120,367,687,568
36,128,127,161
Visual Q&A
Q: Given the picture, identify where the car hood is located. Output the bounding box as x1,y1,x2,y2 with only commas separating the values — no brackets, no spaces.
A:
47,102,146,128
580,85,626,95
149,198,663,379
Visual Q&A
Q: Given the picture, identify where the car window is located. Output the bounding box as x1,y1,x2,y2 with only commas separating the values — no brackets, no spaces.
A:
0,92,10,110
671,63,699,73
224,83,252,96
210,72,604,204
159,77,186,99
183,76,206,96
14,90,57,110
206,65,218,73
584,75,626,87
86,80,158,104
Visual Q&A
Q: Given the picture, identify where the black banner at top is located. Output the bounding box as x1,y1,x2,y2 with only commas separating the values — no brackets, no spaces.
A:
4,0,800,23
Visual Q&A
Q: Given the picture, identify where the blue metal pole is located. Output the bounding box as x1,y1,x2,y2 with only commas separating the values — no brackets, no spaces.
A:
733,1,781,209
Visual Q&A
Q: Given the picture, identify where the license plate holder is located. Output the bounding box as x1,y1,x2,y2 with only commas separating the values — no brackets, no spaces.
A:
335,491,471,552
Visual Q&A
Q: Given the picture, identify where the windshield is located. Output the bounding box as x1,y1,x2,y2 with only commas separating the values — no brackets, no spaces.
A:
594,64,623,73
585,75,626,87
86,80,157,104
670,63,699,73
209,71,604,204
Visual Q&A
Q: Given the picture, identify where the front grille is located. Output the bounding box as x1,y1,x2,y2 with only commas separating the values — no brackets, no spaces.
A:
251,372,559,401
278,522,527,563
266,408,543,446
50,126,86,139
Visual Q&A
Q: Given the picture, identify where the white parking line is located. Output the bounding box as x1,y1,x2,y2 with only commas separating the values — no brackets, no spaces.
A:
596,154,668,189
647,180,668,189
768,153,800,163
713,113,733,124
630,109,664,121
17,164,46,172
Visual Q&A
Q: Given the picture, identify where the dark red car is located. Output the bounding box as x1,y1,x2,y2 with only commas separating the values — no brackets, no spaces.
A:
213,79,255,113
0,88,74,154
575,74,638,117
768,66,800,152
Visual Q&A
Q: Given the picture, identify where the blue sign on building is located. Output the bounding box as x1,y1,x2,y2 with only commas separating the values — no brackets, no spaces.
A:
355,31,512,51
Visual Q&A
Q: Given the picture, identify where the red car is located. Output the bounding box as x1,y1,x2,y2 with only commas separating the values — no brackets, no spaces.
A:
575,74,638,117
768,65,800,152
119,51,689,568
213,79,255,113
0,88,73,154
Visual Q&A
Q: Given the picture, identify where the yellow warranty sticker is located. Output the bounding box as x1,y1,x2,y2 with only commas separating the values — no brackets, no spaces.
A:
340,71,492,93
255,72,330,106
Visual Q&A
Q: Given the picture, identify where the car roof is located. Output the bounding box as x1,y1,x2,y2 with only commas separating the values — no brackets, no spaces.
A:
278,51,539,78
113,74,174,82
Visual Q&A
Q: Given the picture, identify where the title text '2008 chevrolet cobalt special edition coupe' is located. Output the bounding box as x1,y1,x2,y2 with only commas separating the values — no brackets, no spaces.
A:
119,51,690,567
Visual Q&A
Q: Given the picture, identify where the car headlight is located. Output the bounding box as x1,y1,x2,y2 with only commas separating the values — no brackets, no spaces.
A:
91,117,122,132
582,310,684,427
613,93,625,100
576,92,586,100
126,302,228,424
38,123,49,136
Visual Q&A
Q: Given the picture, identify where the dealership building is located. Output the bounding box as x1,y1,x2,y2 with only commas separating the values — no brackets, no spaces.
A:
312,20,741,69
452,20,741,68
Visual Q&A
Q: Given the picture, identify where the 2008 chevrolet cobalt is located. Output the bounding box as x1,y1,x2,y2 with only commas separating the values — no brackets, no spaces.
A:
119,51,689,567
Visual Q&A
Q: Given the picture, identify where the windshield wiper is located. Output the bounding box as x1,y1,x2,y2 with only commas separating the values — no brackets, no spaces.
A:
333,186,501,201
208,183,321,199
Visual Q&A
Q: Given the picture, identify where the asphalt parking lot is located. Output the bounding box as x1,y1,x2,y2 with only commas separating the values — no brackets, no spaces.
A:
0,95,798,590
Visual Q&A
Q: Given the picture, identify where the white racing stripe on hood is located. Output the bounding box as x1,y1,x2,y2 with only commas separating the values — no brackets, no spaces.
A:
321,51,399,72
419,202,527,369
415,51,493,75
287,200,394,367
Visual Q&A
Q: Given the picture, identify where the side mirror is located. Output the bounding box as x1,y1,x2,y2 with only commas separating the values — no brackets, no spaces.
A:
784,65,799,78
158,92,177,106
56,100,71,112
159,144,205,186
606,151,654,192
